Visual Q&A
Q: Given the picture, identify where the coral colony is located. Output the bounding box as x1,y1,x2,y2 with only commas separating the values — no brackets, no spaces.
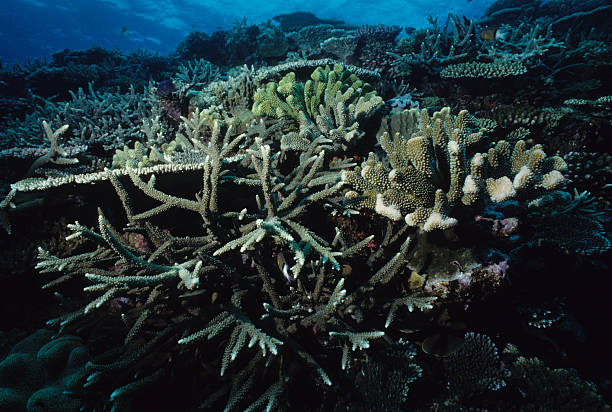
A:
1,1,611,411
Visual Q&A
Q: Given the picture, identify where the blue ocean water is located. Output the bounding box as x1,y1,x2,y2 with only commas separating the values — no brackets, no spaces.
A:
1,0,495,65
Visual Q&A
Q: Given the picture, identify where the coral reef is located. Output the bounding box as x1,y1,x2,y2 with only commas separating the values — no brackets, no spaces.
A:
1,3,611,411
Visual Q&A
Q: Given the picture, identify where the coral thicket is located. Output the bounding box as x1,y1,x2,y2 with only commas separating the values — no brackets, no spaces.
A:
1,1,610,410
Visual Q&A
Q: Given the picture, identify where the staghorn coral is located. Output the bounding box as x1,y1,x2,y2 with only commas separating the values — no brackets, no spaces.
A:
10,53,475,408
0,189,16,234
0,81,165,153
173,58,220,89
27,121,79,175
30,111,394,410
390,13,477,69
480,22,563,67
212,135,346,276
389,10,563,83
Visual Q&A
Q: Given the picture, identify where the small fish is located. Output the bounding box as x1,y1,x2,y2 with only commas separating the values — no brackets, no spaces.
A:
121,26,129,35
276,251,292,282
480,27,507,41
156,79,176,98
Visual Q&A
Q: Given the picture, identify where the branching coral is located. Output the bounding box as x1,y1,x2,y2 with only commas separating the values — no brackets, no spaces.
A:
213,136,345,276
27,120,78,174
1,81,163,153
483,104,570,133
31,105,402,410
342,107,567,231
174,58,220,88
352,339,422,410
479,22,563,67
252,64,383,151
0,188,16,234
391,13,477,68
509,356,611,410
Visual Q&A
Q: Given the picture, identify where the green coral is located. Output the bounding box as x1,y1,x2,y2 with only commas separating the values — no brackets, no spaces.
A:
11,49,610,412
30,114,383,410
252,64,383,151
253,64,376,122
252,79,301,119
